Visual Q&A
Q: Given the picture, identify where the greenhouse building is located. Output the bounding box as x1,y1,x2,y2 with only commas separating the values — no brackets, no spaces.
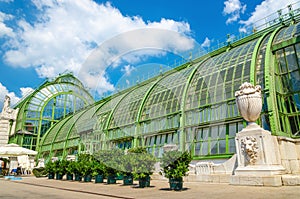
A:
0,2,300,186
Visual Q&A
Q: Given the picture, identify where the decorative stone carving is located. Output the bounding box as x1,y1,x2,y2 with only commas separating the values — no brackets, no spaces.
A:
232,82,286,186
1,95,17,120
0,96,19,146
241,136,259,165
235,82,262,123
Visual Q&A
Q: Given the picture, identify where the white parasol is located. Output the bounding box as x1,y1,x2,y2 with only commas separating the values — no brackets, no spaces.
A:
0,143,37,157
0,144,37,173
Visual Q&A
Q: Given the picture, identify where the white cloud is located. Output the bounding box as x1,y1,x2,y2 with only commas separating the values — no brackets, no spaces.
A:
223,0,246,24
0,83,20,110
78,28,194,95
201,37,211,48
0,83,35,110
20,87,34,98
0,12,14,37
121,65,136,76
2,0,194,95
240,0,297,27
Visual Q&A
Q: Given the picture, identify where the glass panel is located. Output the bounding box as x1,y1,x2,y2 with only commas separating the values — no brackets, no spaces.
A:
202,142,208,155
285,46,298,71
219,140,226,154
210,140,218,154
229,123,236,137
229,138,236,153
211,126,218,139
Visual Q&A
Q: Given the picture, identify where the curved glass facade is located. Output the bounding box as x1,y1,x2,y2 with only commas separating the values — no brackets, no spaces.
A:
32,13,300,161
10,74,94,150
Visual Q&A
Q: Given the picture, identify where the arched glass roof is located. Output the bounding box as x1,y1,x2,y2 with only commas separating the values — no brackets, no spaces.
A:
13,73,94,150
41,116,71,147
93,93,126,131
109,81,155,128
140,65,196,121
273,23,300,45
186,39,259,112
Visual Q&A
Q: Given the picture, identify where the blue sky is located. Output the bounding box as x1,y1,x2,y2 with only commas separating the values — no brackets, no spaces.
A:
0,0,299,109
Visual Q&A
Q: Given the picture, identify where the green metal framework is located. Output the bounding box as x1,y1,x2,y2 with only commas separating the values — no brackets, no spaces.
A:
38,3,300,161
9,73,94,150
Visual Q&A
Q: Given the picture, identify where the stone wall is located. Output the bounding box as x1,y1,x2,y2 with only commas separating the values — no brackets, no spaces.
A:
277,136,300,174
0,119,10,145
180,136,300,186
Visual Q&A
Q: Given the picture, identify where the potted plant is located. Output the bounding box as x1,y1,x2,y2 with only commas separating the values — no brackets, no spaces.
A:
54,159,67,180
74,161,83,181
92,160,106,183
94,149,124,184
129,147,156,188
77,154,94,182
45,161,55,179
66,161,76,181
82,161,93,182
160,150,192,191
119,154,134,185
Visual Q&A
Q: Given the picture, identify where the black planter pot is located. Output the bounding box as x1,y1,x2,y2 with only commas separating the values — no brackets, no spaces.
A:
66,173,73,181
138,175,150,188
169,178,183,191
95,174,104,183
107,175,116,184
84,174,92,182
56,173,63,180
74,173,82,181
116,174,123,180
123,175,133,185
48,173,54,179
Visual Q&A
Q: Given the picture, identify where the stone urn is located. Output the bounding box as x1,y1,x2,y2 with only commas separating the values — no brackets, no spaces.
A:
235,82,262,123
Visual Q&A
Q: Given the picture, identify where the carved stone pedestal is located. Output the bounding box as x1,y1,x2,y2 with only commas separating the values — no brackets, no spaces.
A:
0,95,18,146
230,123,286,186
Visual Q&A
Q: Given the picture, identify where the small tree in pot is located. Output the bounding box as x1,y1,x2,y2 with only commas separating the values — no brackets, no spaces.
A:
92,160,106,183
77,154,94,182
94,149,124,184
66,161,76,180
160,150,192,191
54,160,67,180
119,154,134,185
82,161,94,182
129,147,156,188
74,161,83,181
45,161,55,179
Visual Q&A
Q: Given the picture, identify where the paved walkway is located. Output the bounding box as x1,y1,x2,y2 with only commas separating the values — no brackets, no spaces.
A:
1,176,300,199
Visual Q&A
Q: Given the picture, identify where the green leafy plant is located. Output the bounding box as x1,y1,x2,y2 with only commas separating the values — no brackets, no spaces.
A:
53,159,68,175
94,149,124,177
81,161,94,176
131,153,156,179
91,160,106,177
127,147,156,179
44,161,55,174
75,153,94,176
160,150,192,179
127,147,147,154
77,153,94,162
119,154,133,177
66,161,76,175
